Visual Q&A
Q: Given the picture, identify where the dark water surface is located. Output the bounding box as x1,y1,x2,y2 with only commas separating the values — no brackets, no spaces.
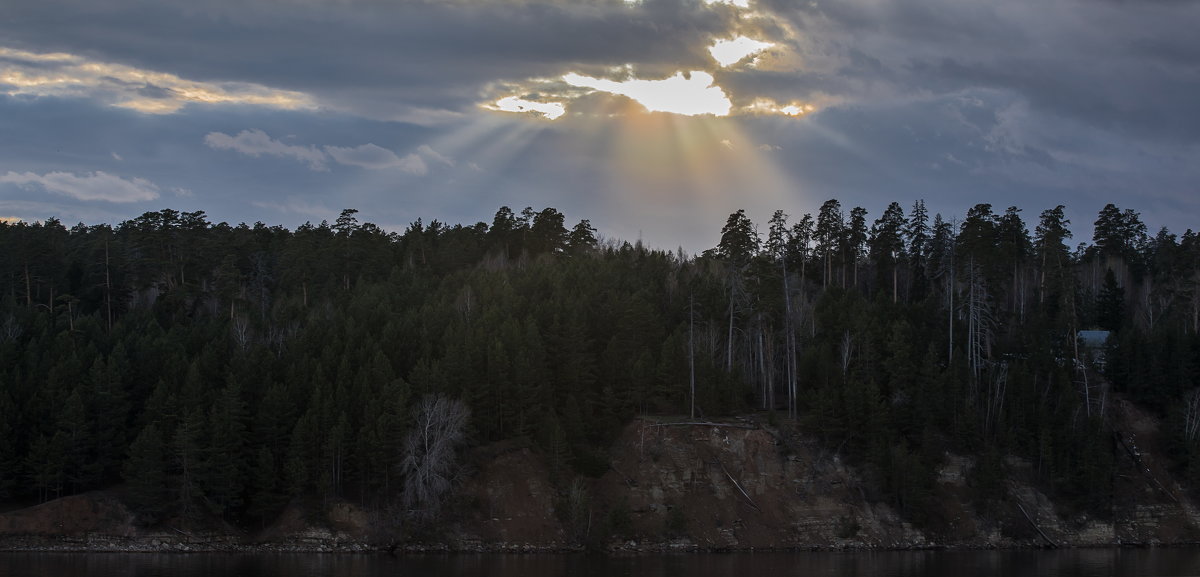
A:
3,549,1200,577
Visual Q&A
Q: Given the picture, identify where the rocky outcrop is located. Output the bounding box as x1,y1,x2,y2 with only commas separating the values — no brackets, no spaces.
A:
586,416,1200,550
593,420,925,550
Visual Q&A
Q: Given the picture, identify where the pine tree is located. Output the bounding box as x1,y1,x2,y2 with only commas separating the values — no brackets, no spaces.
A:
906,200,930,301
286,408,319,496
815,199,843,288
530,208,569,255
173,407,206,517
716,210,759,266
0,383,18,499
870,202,906,302
996,206,1032,320
538,409,572,483
124,422,168,523
87,356,130,487
488,206,518,258
27,432,67,503
567,220,597,254
58,386,93,492
788,213,815,288
202,381,248,515
248,445,284,525
1034,205,1073,311
766,210,790,260
845,206,869,290
1096,268,1125,331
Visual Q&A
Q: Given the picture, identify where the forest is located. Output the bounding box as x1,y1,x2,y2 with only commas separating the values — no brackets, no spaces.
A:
0,200,1198,532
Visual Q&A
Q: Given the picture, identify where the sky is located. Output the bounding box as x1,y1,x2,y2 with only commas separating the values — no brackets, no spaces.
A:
1,0,1198,252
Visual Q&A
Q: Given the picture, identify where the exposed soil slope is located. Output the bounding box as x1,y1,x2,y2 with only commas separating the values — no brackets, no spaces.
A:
3,404,1199,552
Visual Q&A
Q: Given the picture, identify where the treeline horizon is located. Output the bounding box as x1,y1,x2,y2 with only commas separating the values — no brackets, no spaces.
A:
0,200,1197,535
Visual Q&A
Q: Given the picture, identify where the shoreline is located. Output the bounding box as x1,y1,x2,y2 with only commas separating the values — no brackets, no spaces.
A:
3,534,1196,554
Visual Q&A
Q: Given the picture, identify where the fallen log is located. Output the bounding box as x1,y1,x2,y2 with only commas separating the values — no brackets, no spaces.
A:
646,421,757,430
715,460,761,511
1016,502,1057,548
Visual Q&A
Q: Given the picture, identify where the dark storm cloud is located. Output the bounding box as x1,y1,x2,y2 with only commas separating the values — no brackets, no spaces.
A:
747,0,1200,143
743,88,1199,240
1,0,728,119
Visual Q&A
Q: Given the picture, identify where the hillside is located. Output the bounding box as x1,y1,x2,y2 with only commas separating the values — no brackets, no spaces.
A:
5,400,1200,552
2,203,1198,551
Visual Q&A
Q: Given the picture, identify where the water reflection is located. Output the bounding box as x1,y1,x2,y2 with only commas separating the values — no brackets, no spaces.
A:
2,549,1200,577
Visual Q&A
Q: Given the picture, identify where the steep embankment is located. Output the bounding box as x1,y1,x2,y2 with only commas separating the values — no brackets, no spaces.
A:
592,418,926,550
4,404,1200,552
458,407,1200,551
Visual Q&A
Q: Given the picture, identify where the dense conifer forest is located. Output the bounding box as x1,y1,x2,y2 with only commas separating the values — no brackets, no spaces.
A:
1,201,1197,529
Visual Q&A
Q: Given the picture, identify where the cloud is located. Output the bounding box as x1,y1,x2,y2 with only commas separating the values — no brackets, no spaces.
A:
751,0,1200,141
324,143,428,174
0,2,726,121
417,145,455,167
204,129,442,175
0,170,160,202
4,0,1197,138
1,0,1198,254
0,46,316,115
205,129,328,170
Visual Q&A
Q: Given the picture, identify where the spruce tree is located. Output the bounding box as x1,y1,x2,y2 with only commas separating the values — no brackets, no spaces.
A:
0,384,17,499
124,422,168,523
1096,269,1124,331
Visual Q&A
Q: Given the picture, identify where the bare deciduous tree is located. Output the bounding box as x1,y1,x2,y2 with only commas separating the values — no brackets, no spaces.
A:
1184,389,1200,442
840,329,854,378
0,314,20,343
231,314,251,351
401,394,470,519
965,258,994,383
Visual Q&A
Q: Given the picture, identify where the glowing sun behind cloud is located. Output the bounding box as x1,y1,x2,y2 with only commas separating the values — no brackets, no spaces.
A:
486,96,565,120
562,71,732,117
709,36,774,67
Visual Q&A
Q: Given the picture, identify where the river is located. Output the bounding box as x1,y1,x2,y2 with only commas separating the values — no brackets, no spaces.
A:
2,549,1200,576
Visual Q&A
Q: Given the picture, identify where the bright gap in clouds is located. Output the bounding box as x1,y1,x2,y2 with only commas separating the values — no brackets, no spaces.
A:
709,36,773,67
704,0,751,7
563,71,732,117
488,96,565,120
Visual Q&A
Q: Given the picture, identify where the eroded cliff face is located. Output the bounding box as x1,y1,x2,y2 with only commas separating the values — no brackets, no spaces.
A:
456,442,569,550
457,407,1200,551
4,402,1200,552
454,421,925,551
592,420,924,550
